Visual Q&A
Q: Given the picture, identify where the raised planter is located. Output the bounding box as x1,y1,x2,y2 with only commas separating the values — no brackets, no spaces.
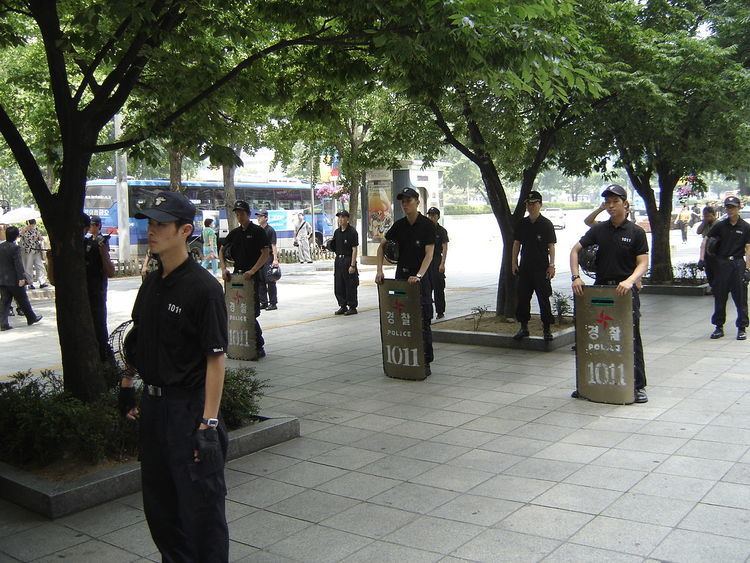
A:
639,282,709,296
432,319,576,352
0,414,298,519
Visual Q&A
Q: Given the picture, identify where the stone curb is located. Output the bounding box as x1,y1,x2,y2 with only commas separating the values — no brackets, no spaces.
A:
0,414,299,519
433,324,576,352
639,283,709,296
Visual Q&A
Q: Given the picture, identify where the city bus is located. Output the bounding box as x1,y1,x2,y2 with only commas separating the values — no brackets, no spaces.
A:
84,178,337,257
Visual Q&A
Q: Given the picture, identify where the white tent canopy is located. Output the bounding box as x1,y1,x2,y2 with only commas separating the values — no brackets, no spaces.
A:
0,207,41,224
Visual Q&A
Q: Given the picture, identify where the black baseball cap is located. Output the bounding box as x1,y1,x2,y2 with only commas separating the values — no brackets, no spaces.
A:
135,191,196,222
89,215,102,226
255,209,268,217
233,200,250,213
396,187,420,200
526,191,543,203
724,195,741,207
601,184,627,199
336,210,350,217
427,207,441,216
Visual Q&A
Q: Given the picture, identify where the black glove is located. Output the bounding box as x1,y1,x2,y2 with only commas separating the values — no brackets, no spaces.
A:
193,428,221,464
697,260,705,270
744,269,750,284
118,387,136,417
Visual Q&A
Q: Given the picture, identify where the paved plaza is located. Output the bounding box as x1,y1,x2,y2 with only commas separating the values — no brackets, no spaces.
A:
3,236,750,561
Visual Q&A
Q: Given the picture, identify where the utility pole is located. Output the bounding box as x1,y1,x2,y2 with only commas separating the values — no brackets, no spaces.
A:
114,113,130,262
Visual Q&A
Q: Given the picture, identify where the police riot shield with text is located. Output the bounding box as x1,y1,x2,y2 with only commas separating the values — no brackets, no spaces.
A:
574,286,635,404
226,274,257,361
378,279,427,380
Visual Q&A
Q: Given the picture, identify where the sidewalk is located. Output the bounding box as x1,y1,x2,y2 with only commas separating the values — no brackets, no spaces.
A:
3,265,750,562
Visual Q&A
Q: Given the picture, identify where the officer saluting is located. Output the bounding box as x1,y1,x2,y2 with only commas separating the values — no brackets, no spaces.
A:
707,195,750,340
118,191,230,561
570,184,649,403
331,210,359,315
376,187,436,373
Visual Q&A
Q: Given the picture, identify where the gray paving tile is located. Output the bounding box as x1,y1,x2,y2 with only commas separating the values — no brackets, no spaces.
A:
496,504,593,541
722,462,750,484
543,542,643,562
591,448,668,472
679,503,750,539
415,410,479,427
560,428,630,448
384,515,483,554
616,433,687,454
584,417,648,433
226,500,258,523
265,460,349,488
315,471,401,500
676,439,749,461
341,541,441,563
226,477,305,508
370,483,459,514
637,419,703,438
387,420,453,440
229,509,310,548
489,405,547,422
695,425,750,445
309,445,387,470
532,442,607,464
343,413,405,432
32,539,139,563
358,455,438,481
411,464,494,493
447,448,524,473
428,494,521,527
99,520,158,558
452,528,560,562
469,474,555,503
601,492,695,526
0,500,46,540
349,432,420,455
563,465,647,492
650,528,750,563
267,489,360,523
304,425,376,445
266,437,339,460
225,468,260,489
570,515,671,556
0,523,89,561
267,525,373,561
57,502,145,537
532,483,622,514
481,435,553,456
631,473,715,501
510,423,577,442
504,458,583,481
653,454,733,480
459,416,526,434
321,502,418,539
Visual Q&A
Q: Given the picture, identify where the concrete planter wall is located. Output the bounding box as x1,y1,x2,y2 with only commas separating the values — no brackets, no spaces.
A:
0,414,298,519
432,321,576,352
639,282,709,296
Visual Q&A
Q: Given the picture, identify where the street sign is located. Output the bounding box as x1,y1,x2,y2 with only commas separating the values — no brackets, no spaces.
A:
574,286,635,404
378,279,428,380
226,274,257,360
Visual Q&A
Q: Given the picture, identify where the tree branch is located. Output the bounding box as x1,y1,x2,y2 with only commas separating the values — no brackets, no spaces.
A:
427,100,480,166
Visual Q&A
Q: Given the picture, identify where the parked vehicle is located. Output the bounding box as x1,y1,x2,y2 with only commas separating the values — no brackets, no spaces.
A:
545,207,566,229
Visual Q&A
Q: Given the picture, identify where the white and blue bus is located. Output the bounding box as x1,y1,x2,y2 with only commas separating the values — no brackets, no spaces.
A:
84,178,337,257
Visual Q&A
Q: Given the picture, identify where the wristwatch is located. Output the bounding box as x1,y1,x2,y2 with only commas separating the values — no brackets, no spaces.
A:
416,273,422,280
571,275,581,281
201,417,219,428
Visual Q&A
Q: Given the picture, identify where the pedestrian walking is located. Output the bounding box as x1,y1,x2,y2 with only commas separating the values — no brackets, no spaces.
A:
19,218,48,289
426,207,449,319
512,191,556,341
255,210,279,310
331,210,359,316
570,184,649,403
677,203,691,244
293,212,313,263
201,217,219,275
118,190,229,562
375,187,435,374
0,226,42,331
697,205,718,290
706,196,750,340
220,200,270,358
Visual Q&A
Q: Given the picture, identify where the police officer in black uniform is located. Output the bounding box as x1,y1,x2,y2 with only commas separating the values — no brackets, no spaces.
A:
220,200,270,358
331,210,359,315
707,195,750,340
512,191,556,341
84,214,115,361
376,187,436,373
255,210,279,311
118,191,230,562
426,207,449,319
571,184,650,403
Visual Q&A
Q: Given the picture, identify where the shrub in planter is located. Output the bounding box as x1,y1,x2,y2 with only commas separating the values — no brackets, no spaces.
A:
0,367,266,469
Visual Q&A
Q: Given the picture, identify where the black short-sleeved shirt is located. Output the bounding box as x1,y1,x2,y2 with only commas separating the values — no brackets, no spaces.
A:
707,217,750,258
84,235,109,295
579,219,649,282
132,258,227,388
333,225,359,256
514,215,556,269
224,222,269,272
432,224,449,265
385,213,436,279
262,224,277,247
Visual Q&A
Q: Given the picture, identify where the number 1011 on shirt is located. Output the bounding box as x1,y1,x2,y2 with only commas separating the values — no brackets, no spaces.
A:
385,345,420,367
586,362,626,386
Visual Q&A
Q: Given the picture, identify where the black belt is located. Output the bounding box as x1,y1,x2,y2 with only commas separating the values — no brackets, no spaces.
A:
336,254,352,258
598,280,622,286
144,384,199,399
724,256,745,261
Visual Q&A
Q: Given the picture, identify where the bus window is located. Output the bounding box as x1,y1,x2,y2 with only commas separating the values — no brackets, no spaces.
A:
84,184,116,210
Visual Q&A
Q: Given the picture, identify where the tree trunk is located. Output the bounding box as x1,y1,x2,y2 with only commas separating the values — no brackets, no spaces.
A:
223,152,239,231
169,146,183,192
347,170,362,225
738,169,749,196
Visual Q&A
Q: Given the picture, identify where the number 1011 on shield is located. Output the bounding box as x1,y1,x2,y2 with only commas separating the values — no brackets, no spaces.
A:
586,362,626,386
385,345,420,367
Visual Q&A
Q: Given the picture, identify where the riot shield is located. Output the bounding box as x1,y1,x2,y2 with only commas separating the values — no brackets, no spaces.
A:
574,286,635,404
226,274,257,361
377,279,428,380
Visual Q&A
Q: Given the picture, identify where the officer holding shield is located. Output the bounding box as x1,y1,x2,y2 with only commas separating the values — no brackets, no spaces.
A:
376,187,435,373
570,184,649,403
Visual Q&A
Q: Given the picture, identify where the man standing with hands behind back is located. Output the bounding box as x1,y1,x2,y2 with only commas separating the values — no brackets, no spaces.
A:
332,210,359,316
570,184,649,403
376,187,435,374
511,191,556,341
118,191,229,562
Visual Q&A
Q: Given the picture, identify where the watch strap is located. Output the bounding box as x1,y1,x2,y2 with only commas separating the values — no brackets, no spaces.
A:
201,417,219,428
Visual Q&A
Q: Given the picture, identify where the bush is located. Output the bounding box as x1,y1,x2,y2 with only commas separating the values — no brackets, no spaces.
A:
0,367,266,468
444,204,492,215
